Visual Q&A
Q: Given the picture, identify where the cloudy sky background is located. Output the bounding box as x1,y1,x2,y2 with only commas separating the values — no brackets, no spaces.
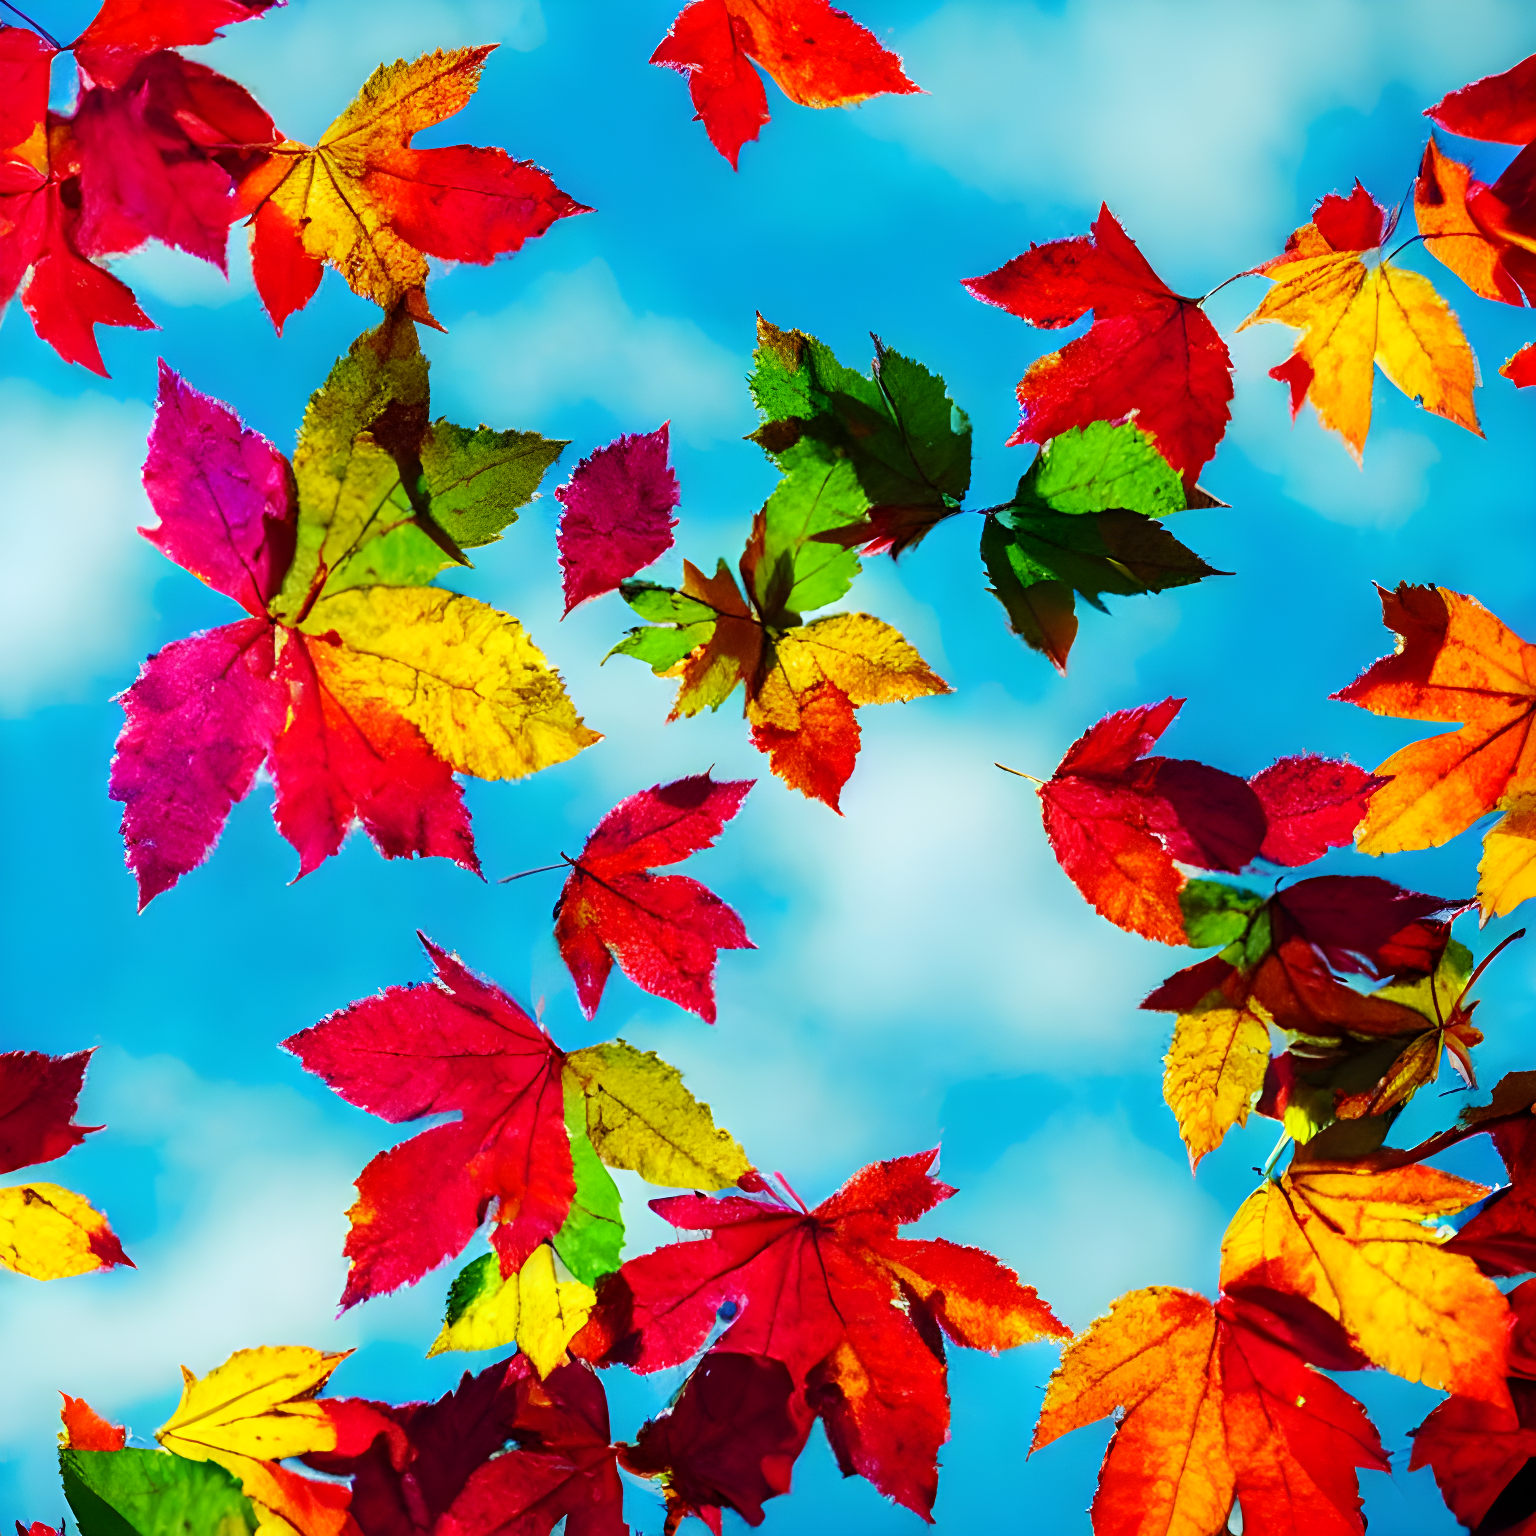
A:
6,1,1536,1530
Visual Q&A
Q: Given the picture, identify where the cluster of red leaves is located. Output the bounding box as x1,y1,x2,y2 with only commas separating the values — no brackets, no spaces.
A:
1418,51,1536,384
0,1,278,371
1037,696,1385,943
2,4,586,369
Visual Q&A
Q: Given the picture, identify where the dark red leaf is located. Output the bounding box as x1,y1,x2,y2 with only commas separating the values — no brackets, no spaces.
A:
1249,755,1386,866
0,1051,100,1175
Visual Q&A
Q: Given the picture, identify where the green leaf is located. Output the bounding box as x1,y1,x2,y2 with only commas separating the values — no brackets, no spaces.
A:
749,442,867,620
980,516,1078,672
748,318,972,519
1373,939,1475,1023
61,1449,257,1536
619,581,718,624
419,421,565,548
606,622,715,673
551,1078,624,1287
1012,421,1188,518
1179,882,1266,949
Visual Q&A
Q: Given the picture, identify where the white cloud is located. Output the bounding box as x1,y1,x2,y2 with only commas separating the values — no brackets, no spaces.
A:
941,1107,1227,1329
0,381,156,716
1224,327,1441,527
862,0,1536,268
189,0,546,143
430,259,754,447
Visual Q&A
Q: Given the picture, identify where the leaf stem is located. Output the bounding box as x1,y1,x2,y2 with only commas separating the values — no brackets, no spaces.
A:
996,762,1044,785
0,0,62,46
1197,268,1260,306
1261,1130,1293,1182
497,861,570,884
1385,231,1431,263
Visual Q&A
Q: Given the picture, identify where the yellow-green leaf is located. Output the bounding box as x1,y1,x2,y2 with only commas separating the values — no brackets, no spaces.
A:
0,1183,128,1280
564,1040,751,1189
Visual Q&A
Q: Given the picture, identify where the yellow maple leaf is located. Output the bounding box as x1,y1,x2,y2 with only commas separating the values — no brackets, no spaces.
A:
1162,999,1272,1168
0,1183,130,1280
1220,1162,1508,1402
1239,183,1480,460
299,587,600,779
1479,792,1536,921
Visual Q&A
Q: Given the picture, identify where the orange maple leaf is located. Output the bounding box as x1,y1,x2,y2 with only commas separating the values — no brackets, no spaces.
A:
1239,182,1480,460
1335,582,1536,919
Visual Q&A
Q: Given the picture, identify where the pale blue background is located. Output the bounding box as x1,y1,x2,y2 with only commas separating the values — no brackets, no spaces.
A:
5,1,1536,1530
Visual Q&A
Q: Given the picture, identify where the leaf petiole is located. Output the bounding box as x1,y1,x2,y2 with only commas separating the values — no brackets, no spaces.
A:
996,762,1044,785
1,0,62,46
1261,1130,1293,1183
497,860,571,884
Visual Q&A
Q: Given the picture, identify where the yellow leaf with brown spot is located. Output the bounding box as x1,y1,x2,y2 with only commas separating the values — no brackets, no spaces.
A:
1219,1163,1509,1402
300,587,600,780
0,1183,131,1280
1163,999,1271,1168
1239,183,1479,460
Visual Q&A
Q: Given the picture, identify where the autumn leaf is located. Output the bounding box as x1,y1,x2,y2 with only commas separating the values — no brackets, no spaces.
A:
1415,136,1536,307
1427,52,1536,145
111,316,596,903
286,936,747,1308
429,1246,595,1377
1162,997,1271,1169
980,421,1223,671
284,935,573,1306
1410,1279,1536,1529
578,1150,1066,1518
1445,1106,1536,1277
1032,1287,1387,1536
562,1039,752,1190
1037,698,1267,943
306,1357,625,1536
964,205,1235,485
72,0,281,89
1336,583,1536,921
1239,181,1480,460
1220,1161,1510,1402
620,1353,811,1536
0,1051,101,1174
553,772,754,1022
1248,755,1386,865
651,0,919,168
555,424,679,613
0,1183,131,1280
236,46,588,331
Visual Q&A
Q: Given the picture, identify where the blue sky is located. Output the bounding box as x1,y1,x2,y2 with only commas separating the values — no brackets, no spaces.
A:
6,1,1536,1530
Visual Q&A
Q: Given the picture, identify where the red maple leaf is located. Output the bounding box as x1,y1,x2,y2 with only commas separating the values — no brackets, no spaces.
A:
577,1150,1067,1518
282,935,572,1308
553,773,755,1023
72,0,282,89
1037,698,1267,944
1427,52,1536,145
652,0,919,168
555,425,679,615
963,205,1234,485
0,1051,102,1175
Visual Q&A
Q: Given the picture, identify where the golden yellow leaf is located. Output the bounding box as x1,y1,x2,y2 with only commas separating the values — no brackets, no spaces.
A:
1479,792,1536,921
300,587,600,779
1219,1163,1508,1401
749,612,949,732
1240,223,1479,460
563,1041,751,1190
156,1345,347,1462
0,1183,128,1280
1163,1000,1271,1168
